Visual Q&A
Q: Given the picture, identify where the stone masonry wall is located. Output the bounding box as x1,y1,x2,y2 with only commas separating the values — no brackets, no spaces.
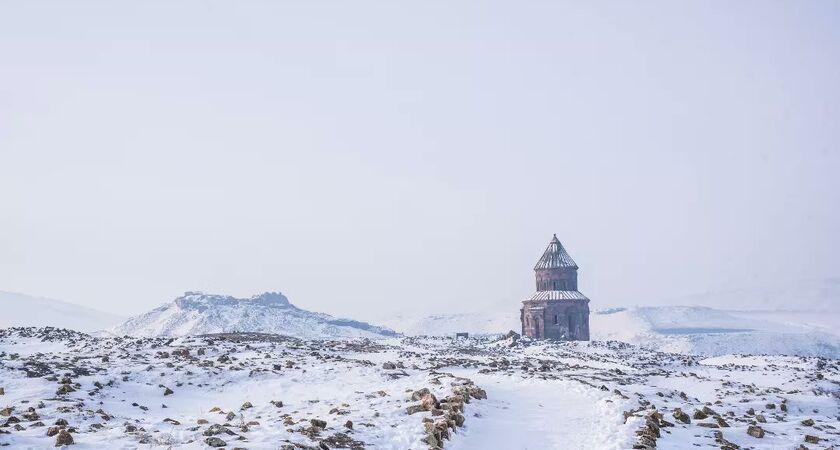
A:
534,268,578,291
521,300,590,341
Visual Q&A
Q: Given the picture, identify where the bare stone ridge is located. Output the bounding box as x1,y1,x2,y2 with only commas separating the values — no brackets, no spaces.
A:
520,235,591,341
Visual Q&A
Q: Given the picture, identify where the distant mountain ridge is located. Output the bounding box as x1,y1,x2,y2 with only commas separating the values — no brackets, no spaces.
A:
0,290,123,332
112,291,397,339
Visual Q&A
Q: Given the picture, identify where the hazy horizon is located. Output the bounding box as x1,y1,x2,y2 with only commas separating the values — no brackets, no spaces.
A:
2,1,839,319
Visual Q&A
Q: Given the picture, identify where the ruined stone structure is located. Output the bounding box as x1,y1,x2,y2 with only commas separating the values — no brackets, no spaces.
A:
520,235,590,341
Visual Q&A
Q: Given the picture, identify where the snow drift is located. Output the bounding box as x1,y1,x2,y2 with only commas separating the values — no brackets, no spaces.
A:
112,291,397,339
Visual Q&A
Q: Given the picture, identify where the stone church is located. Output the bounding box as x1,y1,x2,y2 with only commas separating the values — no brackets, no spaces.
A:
520,235,591,341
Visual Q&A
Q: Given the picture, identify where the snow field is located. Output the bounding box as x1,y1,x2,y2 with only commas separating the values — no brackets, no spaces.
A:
1,328,838,449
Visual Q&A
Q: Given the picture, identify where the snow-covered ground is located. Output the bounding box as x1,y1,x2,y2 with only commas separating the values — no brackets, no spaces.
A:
445,372,630,450
1,327,837,449
3,288,838,448
0,291,123,332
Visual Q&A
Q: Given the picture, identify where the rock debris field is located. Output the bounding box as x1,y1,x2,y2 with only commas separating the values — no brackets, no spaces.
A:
1,327,838,449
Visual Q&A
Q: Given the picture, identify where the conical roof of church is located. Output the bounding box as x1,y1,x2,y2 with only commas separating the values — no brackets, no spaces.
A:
534,234,578,270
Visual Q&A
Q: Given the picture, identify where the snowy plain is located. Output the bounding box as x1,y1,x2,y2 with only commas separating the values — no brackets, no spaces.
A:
1,328,838,450
2,287,839,449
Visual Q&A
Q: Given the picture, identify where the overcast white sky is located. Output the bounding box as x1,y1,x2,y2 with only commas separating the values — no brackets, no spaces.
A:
1,1,839,318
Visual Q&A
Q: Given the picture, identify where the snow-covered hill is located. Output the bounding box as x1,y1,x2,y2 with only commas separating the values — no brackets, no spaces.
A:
381,306,840,358
0,290,123,332
591,306,840,358
112,291,397,339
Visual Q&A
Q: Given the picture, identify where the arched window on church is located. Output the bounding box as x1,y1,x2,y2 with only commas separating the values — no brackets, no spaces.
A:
553,315,558,324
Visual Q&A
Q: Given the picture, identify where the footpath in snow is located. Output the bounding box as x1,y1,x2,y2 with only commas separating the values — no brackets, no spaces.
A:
449,372,632,450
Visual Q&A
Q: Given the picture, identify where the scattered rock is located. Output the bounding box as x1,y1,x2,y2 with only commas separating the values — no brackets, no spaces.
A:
747,425,764,438
672,408,691,424
411,388,431,401
420,393,440,411
203,424,232,436
205,436,226,447
54,430,73,446
56,385,75,395
804,435,820,444
406,404,426,415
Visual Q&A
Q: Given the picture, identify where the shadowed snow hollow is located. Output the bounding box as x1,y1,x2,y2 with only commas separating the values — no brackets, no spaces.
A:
112,291,396,339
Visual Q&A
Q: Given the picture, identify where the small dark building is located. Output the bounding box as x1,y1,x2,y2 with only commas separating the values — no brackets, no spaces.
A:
520,235,591,341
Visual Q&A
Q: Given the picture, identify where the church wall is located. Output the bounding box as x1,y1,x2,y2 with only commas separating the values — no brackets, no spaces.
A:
521,300,590,341
534,268,578,291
